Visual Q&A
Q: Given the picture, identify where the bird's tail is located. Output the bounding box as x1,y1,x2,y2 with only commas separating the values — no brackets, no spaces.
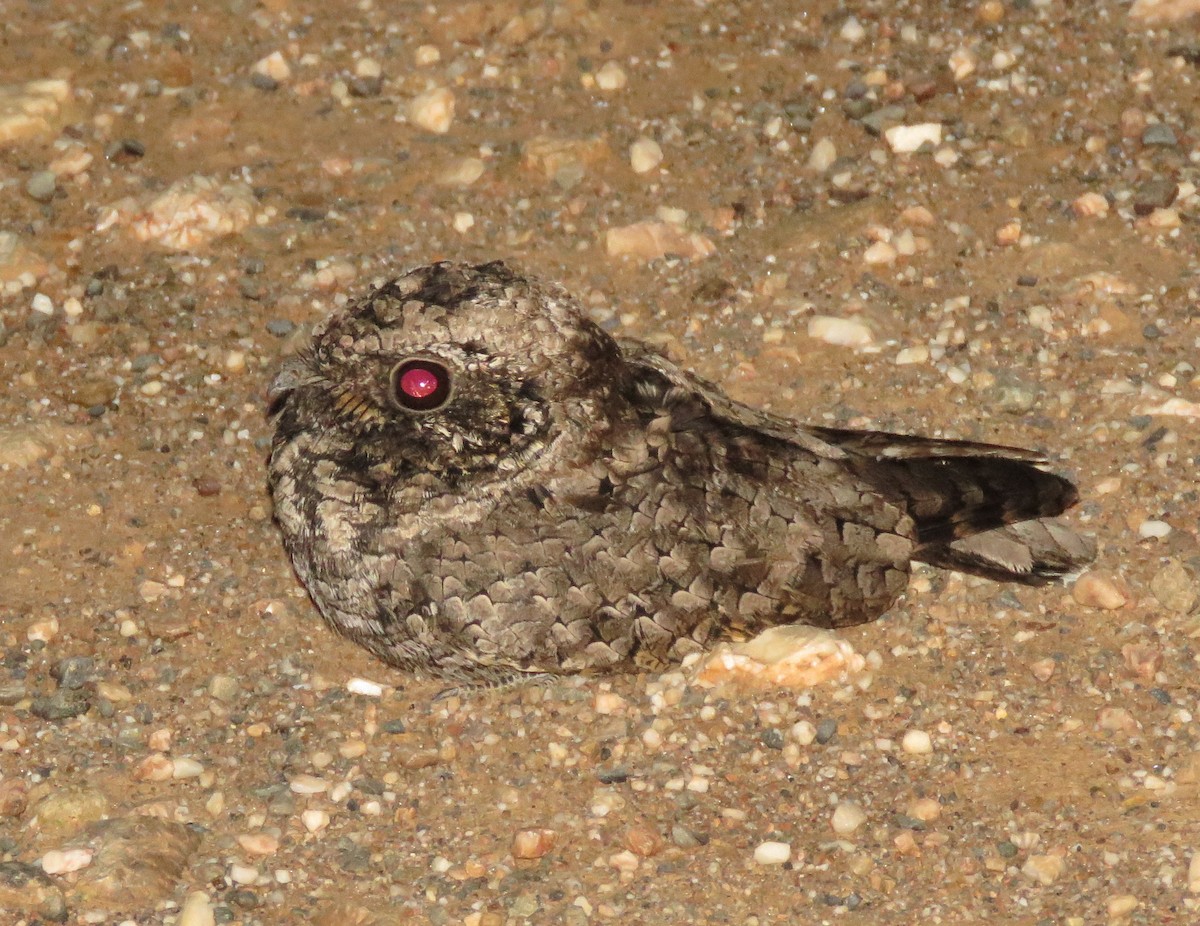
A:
811,427,1096,583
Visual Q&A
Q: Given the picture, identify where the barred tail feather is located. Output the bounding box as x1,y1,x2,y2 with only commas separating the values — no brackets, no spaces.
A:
813,427,1095,584
915,517,1097,584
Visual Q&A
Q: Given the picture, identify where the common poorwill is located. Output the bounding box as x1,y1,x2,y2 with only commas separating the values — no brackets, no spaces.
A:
268,261,1094,684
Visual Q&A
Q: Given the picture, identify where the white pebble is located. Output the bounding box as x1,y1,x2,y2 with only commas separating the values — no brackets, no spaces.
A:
41,847,93,874
302,809,330,833
808,315,874,349
1022,854,1065,885
1072,192,1109,218
839,16,866,43
895,345,929,365
594,62,628,91
228,863,259,885
178,891,216,926
1188,851,1200,893
253,51,291,83
808,137,837,172
1107,895,1139,917
831,801,867,835
288,774,330,794
408,87,455,134
863,241,897,265
437,157,485,187
593,690,627,715
1139,519,1171,539
414,45,441,67
172,757,205,779
948,47,978,82
901,729,933,755
753,840,792,865
30,293,54,315
885,123,943,153
355,57,382,79
346,677,384,697
629,137,663,174
237,833,280,856
791,720,816,745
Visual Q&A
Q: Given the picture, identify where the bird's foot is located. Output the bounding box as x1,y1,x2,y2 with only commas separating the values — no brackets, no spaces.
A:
433,670,557,702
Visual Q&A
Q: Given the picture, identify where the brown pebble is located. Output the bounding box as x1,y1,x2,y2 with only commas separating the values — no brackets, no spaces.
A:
194,477,222,497
511,828,556,859
624,824,664,858
0,778,29,818
1121,643,1162,682
1149,560,1197,614
1072,572,1128,610
400,748,444,770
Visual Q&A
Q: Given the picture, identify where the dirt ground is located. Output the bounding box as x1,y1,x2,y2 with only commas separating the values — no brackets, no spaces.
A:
2,1,1199,924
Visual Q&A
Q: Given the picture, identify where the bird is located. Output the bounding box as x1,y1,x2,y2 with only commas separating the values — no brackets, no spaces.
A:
267,260,1094,687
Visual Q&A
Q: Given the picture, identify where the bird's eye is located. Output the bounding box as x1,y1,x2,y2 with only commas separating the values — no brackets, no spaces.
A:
390,358,453,412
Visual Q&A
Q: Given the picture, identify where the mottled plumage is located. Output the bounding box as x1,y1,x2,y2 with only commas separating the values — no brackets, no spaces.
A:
267,261,1093,683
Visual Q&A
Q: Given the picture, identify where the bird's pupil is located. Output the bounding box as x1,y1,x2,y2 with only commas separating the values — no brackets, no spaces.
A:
400,366,440,399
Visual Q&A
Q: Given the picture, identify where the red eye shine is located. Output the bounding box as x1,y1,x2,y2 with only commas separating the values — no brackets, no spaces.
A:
391,358,452,412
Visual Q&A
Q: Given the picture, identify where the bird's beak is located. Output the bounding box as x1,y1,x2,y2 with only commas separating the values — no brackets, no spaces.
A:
267,354,318,415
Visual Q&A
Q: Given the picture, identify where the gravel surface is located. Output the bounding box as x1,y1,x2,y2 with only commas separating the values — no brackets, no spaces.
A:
2,1,1199,924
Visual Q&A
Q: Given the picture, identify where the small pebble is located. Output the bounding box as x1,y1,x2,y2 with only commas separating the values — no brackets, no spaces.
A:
1030,658,1056,682
1072,572,1127,610
1137,519,1170,539
895,346,929,365
301,810,330,833
252,51,291,83
436,157,485,187
608,849,639,873
1150,560,1196,613
885,123,942,153
808,137,837,172
346,677,385,697
512,828,556,859
135,754,175,781
629,137,663,174
753,840,792,865
237,833,280,856
288,775,330,795
228,863,258,886
1140,123,1177,147
863,241,897,265
907,798,942,822
808,316,874,349
605,222,715,261
592,691,627,715
901,729,933,755
1072,192,1109,218
41,847,93,874
172,758,205,779
594,61,627,91
25,170,57,202
831,801,867,835
839,16,866,43
178,891,216,926
624,825,664,858
208,675,239,702
408,87,455,134
815,718,838,744
1022,854,1065,885
1106,894,1139,917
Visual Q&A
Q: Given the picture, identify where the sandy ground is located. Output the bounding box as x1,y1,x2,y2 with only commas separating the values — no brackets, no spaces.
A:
2,1,1199,924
